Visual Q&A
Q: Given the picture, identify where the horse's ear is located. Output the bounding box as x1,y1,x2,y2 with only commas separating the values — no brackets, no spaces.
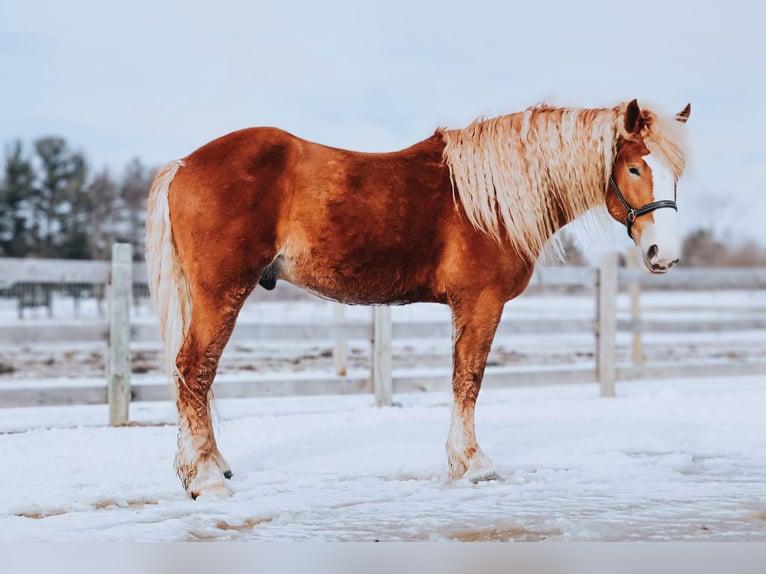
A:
675,103,691,123
625,99,642,133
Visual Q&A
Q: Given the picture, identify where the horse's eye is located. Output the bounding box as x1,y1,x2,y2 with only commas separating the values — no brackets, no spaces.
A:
628,166,640,176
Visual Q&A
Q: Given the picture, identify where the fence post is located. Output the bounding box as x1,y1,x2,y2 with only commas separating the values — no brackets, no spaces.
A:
333,303,347,376
597,252,618,397
627,247,644,365
371,306,393,407
108,243,132,426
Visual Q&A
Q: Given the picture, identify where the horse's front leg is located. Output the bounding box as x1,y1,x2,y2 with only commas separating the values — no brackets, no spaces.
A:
446,290,504,482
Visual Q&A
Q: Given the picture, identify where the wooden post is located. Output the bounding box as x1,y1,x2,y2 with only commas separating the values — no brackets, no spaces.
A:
108,243,132,426
597,252,618,397
371,306,393,407
333,303,347,376
627,247,644,365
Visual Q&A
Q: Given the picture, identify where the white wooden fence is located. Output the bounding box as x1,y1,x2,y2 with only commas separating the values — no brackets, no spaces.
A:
1,247,766,423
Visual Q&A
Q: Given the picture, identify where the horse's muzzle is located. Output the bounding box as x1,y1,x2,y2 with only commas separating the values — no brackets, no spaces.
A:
643,243,679,273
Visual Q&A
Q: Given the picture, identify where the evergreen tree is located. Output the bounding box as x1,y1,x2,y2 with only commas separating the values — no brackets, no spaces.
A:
32,137,88,257
0,141,36,257
0,137,159,260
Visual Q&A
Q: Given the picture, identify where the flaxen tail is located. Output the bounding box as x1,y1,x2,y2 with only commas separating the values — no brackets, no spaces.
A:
145,160,192,387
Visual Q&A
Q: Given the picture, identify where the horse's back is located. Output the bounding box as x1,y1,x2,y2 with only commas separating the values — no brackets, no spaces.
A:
174,125,449,214
180,126,301,189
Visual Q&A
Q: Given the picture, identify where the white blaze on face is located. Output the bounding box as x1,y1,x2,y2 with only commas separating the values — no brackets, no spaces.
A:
640,154,681,270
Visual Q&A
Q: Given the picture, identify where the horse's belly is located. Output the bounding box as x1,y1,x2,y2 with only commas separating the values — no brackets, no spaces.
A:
278,246,441,306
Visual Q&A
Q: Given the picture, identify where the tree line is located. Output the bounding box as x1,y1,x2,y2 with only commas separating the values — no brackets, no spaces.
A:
0,137,152,260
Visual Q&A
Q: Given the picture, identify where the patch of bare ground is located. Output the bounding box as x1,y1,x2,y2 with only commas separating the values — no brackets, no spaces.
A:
438,523,561,542
15,509,67,519
186,517,275,541
16,497,159,518
92,497,159,510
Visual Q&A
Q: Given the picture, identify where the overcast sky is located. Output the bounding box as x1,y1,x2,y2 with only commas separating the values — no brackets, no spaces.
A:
2,0,764,246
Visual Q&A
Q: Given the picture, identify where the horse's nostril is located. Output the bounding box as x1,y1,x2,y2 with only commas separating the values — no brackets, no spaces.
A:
647,244,658,260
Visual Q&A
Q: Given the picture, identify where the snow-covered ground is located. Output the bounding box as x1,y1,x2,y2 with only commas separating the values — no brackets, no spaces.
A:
1,376,764,541
0,289,764,541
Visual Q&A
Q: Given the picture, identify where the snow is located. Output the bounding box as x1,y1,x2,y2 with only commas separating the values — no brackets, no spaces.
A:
1,376,764,541
1,287,765,540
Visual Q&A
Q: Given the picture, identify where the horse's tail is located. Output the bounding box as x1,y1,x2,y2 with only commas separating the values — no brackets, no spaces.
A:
145,160,192,387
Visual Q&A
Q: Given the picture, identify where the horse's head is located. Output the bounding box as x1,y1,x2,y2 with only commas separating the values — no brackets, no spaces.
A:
607,99,690,273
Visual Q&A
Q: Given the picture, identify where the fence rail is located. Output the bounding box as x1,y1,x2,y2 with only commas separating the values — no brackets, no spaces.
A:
5,316,765,346
0,257,148,286
1,250,765,420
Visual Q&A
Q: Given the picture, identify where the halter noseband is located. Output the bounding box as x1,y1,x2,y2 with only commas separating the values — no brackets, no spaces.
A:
609,177,677,240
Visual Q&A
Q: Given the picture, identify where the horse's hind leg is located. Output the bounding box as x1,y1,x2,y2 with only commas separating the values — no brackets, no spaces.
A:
446,290,504,482
174,280,254,498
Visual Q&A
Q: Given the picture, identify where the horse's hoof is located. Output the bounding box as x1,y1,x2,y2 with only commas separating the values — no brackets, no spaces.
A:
223,470,233,480
183,458,231,499
464,449,498,483
192,484,231,500
468,470,499,484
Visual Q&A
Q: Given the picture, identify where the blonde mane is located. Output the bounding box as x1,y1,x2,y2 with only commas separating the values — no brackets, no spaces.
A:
439,102,686,261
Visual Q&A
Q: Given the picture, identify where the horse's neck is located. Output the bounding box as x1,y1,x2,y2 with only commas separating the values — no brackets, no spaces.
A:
442,107,617,264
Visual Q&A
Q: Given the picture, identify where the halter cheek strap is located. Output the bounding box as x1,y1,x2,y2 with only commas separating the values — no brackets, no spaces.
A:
609,178,677,240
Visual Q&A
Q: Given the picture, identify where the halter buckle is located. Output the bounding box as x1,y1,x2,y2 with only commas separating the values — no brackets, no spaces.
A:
609,177,677,240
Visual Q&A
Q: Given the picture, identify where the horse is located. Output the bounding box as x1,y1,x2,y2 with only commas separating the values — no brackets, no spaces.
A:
145,99,691,498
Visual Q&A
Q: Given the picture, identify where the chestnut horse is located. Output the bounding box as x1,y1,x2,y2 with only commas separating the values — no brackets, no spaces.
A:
146,99,690,498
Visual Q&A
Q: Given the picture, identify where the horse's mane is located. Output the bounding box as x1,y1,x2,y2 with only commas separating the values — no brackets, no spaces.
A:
439,102,686,261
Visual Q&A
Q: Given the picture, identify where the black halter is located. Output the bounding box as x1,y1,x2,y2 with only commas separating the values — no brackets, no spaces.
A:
609,177,677,240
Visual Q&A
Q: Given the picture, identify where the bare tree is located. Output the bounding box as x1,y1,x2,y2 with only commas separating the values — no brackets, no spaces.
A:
86,169,120,259
682,228,766,266
118,158,152,260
